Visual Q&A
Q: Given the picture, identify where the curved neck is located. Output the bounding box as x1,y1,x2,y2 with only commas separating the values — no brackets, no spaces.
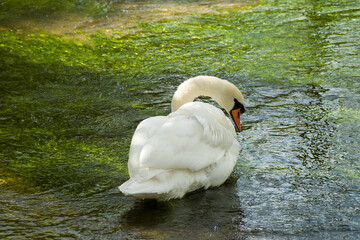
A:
171,76,232,112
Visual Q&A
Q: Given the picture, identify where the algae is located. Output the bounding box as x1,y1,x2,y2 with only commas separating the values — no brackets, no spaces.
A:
0,0,359,194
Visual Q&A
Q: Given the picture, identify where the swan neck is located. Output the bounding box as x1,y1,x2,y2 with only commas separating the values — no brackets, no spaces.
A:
171,76,230,112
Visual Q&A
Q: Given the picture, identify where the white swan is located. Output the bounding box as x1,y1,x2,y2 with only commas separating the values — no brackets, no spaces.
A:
119,76,245,200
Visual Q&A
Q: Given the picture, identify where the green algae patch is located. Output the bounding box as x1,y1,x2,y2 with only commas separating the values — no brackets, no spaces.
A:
3,0,359,85
329,108,360,123
1,0,359,194
0,30,132,193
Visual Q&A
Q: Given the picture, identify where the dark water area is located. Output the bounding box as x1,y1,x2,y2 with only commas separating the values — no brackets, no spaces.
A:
1,0,360,239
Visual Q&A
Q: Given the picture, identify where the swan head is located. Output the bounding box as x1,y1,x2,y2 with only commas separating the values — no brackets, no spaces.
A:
218,81,245,132
229,98,246,132
172,76,246,131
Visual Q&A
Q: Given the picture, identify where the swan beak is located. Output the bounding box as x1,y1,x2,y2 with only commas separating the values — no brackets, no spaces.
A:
230,108,242,132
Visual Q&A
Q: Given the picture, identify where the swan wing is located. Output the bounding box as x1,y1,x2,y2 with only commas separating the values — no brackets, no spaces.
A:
139,102,237,173
127,116,167,180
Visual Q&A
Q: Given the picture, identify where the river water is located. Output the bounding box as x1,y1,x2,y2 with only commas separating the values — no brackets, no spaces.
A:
1,0,360,239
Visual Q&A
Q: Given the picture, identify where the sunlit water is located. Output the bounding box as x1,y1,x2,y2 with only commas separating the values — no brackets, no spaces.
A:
1,0,360,239
1,0,253,35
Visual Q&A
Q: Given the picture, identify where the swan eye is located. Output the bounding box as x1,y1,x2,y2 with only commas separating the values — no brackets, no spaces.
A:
233,98,245,114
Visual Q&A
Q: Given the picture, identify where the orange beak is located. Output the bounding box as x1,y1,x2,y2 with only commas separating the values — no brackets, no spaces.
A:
230,108,242,132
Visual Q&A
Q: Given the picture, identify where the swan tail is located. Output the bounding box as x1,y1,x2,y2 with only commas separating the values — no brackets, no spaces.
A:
119,170,208,200
119,178,178,201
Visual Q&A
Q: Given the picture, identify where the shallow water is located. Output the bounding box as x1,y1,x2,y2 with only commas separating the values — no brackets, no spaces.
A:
1,0,360,239
1,0,253,35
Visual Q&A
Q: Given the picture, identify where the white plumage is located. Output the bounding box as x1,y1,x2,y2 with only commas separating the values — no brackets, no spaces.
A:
119,76,245,200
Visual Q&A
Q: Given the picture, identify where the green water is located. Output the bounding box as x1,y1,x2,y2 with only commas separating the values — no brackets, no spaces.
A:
1,0,359,239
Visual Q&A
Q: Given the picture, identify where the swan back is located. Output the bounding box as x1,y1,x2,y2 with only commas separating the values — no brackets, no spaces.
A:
171,102,236,146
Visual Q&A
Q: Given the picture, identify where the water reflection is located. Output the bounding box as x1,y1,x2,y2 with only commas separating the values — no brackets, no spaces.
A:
120,182,245,239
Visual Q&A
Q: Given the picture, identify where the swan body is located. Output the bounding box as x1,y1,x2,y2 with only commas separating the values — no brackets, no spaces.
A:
119,76,245,200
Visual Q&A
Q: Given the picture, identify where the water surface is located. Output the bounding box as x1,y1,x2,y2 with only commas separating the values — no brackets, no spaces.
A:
1,0,360,239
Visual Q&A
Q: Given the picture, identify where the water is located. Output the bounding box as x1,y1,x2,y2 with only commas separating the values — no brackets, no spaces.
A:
1,0,360,239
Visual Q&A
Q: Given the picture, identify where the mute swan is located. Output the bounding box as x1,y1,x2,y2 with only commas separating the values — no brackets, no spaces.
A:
119,76,245,200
